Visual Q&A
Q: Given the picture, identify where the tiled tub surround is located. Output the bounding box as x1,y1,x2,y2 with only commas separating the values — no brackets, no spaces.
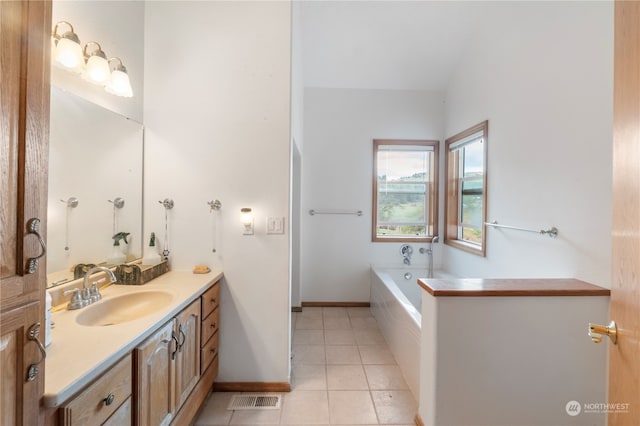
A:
418,278,611,426
195,306,417,425
44,269,223,406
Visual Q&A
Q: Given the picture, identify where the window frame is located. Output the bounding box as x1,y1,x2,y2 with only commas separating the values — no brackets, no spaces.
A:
372,139,439,243
444,121,488,256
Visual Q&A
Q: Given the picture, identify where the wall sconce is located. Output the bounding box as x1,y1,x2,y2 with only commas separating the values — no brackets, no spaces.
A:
51,21,83,72
240,208,254,235
106,58,133,98
51,21,134,98
82,42,110,85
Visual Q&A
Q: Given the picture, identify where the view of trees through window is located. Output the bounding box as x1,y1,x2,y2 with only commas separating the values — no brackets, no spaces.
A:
374,142,437,240
459,139,484,244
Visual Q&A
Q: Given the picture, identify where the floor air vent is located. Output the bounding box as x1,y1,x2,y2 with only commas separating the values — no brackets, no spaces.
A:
227,394,282,410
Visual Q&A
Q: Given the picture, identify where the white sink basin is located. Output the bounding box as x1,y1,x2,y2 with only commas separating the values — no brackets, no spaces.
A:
76,290,174,327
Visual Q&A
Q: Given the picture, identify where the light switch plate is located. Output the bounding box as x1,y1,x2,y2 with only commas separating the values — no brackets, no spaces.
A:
266,217,285,234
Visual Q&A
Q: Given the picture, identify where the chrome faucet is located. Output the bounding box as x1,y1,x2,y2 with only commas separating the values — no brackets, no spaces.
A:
83,266,116,303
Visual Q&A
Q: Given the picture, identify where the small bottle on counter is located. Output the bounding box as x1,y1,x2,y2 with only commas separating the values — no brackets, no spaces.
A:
142,232,161,266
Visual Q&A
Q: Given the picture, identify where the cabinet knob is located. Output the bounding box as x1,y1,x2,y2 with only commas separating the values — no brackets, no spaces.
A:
210,347,217,354
211,298,216,304
211,323,217,328
104,392,115,406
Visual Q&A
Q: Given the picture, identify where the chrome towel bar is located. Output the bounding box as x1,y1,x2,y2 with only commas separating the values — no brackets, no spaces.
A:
309,209,363,216
484,221,558,238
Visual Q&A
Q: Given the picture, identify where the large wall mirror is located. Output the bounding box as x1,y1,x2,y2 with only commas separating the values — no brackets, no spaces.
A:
47,86,143,287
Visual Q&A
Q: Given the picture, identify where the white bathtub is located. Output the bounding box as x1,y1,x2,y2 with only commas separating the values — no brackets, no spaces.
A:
370,267,456,400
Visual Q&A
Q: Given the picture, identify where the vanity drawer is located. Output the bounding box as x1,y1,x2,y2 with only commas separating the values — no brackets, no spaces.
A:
201,331,219,374
103,396,131,426
201,282,220,318
201,307,220,346
60,354,132,426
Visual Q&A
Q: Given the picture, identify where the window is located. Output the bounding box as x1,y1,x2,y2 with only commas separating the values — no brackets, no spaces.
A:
444,121,488,256
373,140,439,242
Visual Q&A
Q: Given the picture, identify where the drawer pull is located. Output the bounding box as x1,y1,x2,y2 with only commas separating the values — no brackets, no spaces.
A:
26,323,46,382
211,298,216,304
104,392,115,406
211,323,217,328
178,324,186,352
210,347,216,354
171,331,179,360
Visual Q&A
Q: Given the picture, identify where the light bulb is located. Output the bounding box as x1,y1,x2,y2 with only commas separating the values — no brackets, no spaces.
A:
83,55,111,85
54,37,83,71
106,59,133,98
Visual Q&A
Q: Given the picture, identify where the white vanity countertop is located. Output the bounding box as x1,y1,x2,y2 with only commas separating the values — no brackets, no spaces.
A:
43,268,223,407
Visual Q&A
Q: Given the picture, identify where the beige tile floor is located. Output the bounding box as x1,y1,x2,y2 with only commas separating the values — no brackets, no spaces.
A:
194,307,417,426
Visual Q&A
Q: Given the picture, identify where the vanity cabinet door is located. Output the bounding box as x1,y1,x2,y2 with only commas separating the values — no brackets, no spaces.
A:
0,1,51,425
174,299,201,411
135,319,177,426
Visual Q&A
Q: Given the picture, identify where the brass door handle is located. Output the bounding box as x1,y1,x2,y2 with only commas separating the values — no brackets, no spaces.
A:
589,320,617,344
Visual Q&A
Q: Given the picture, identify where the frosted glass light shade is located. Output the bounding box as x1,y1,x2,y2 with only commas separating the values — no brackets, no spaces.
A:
106,69,133,98
54,37,83,71
83,55,111,85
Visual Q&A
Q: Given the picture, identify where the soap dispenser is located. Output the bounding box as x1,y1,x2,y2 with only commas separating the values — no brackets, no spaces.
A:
106,231,129,265
142,232,161,266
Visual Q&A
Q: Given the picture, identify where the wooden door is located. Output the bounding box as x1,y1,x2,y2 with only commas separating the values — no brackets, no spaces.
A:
136,320,176,426
0,1,51,424
174,299,201,412
610,1,640,424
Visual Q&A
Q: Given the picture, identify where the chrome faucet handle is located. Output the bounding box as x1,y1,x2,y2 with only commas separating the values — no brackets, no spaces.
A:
63,288,88,310
81,286,93,304
89,283,102,302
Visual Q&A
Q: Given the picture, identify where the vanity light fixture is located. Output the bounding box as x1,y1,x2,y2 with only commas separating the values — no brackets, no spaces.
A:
82,42,111,85
105,58,133,98
240,208,254,235
52,21,83,72
51,21,134,98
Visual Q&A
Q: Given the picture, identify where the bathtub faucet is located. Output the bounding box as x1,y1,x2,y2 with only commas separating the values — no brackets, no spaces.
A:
400,244,413,266
419,236,439,278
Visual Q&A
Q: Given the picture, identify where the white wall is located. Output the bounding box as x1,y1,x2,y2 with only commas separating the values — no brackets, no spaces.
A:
290,1,304,308
442,2,613,287
420,293,610,426
144,1,292,383
301,88,445,302
52,1,144,121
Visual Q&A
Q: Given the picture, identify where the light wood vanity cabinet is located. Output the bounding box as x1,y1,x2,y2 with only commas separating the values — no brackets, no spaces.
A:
59,354,132,425
135,298,201,426
46,280,220,426
135,319,176,425
200,283,220,374
173,299,201,413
